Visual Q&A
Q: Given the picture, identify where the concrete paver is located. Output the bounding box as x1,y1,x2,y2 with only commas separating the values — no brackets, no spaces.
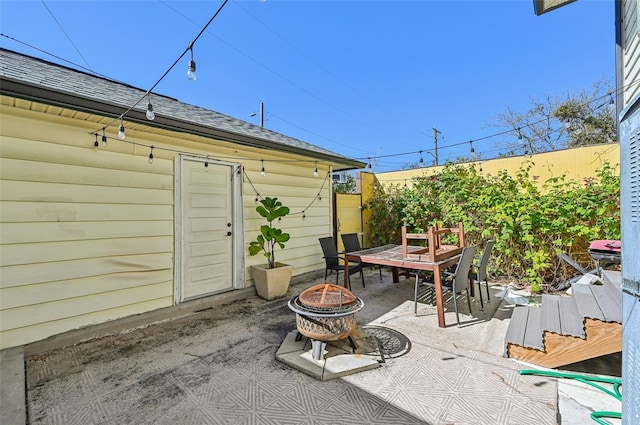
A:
0,269,622,424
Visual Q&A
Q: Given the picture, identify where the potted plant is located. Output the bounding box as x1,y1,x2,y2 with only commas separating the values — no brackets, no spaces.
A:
248,197,293,300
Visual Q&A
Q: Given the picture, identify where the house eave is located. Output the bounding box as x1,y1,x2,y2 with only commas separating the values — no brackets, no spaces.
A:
0,76,366,170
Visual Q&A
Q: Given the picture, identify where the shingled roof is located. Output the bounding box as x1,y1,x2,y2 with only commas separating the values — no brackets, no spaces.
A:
0,48,364,170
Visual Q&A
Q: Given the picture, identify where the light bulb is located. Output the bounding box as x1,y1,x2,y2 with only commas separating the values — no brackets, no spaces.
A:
314,168,318,178
148,146,154,164
101,133,108,147
146,102,155,120
93,134,99,151
187,60,197,81
118,118,126,139
260,160,265,176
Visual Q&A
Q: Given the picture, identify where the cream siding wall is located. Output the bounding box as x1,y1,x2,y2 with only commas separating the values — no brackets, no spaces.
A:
624,0,640,103
0,100,333,349
242,159,332,278
0,106,174,349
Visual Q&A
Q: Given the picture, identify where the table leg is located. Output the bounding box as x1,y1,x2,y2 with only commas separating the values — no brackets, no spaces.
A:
343,261,350,289
433,265,446,328
392,267,399,283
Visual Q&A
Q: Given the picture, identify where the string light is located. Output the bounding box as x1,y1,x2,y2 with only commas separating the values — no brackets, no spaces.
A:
148,146,154,164
419,150,424,164
88,1,229,141
187,43,197,81
117,116,126,140
261,159,266,176
469,140,475,153
367,158,372,169
101,129,107,147
204,155,209,170
146,94,155,121
244,168,328,217
93,133,99,150
314,160,318,177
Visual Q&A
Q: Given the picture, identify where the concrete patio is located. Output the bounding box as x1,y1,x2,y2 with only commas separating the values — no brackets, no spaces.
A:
2,268,621,424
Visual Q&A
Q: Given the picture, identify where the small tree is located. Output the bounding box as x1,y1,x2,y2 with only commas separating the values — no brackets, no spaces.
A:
492,79,615,154
248,197,290,269
334,173,357,194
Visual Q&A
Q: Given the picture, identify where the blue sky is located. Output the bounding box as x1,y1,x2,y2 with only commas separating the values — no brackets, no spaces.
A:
0,0,615,171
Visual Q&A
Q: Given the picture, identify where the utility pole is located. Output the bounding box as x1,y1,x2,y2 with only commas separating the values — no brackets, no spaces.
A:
251,102,264,127
432,127,441,166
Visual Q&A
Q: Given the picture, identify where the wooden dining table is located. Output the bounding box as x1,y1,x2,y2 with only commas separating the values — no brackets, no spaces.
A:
344,244,462,328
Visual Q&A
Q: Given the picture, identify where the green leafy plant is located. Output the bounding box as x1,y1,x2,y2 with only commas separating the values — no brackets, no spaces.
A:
248,197,290,269
365,161,620,292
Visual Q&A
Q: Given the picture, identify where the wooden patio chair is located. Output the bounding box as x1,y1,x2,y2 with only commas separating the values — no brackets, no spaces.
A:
402,222,465,262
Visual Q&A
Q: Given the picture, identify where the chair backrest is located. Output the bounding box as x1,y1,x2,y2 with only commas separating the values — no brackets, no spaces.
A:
319,237,339,268
452,246,478,293
476,240,495,281
402,222,465,262
341,233,362,253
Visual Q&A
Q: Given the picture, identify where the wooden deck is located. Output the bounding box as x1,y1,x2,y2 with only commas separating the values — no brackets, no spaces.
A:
505,271,622,368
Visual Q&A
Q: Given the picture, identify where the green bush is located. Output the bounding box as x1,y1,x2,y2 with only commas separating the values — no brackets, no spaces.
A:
365,161,620,292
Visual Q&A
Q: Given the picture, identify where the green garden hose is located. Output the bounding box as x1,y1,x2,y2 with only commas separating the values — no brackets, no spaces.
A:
519,369,622,425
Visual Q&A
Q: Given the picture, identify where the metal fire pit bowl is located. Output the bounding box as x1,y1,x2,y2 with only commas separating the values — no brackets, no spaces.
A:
288,283,364,342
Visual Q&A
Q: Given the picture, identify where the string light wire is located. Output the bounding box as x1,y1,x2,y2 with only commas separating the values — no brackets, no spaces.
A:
5,27,626,167
89,0,229,137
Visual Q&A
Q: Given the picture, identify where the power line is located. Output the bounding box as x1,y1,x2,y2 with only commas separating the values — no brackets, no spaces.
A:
231,0,424,141
159,0,406,156
92,0,230,135
40,0,92,71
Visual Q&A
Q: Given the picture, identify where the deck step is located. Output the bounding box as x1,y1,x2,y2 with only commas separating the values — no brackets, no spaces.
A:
591,274,622,322
540,294,561,334
522,305,544,350
505,271,622,368
557,295,585,338
504,305,544,352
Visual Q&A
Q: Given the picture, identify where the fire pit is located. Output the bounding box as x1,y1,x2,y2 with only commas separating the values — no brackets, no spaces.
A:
288,283,364,360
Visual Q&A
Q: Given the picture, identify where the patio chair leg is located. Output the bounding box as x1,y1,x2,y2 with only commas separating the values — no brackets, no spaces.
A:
485,280,491,301
414,274,419,315
474,279,484,310
466,291,472,315
476,282,484,310
454,293,460,326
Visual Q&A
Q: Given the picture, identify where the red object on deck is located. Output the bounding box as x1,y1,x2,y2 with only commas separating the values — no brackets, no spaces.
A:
589,240,622,254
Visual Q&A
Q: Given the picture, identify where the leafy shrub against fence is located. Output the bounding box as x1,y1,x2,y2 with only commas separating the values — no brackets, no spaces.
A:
365,161,620,291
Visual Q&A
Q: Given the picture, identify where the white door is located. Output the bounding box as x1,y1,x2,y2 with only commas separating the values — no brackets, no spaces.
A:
180,159,234,300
